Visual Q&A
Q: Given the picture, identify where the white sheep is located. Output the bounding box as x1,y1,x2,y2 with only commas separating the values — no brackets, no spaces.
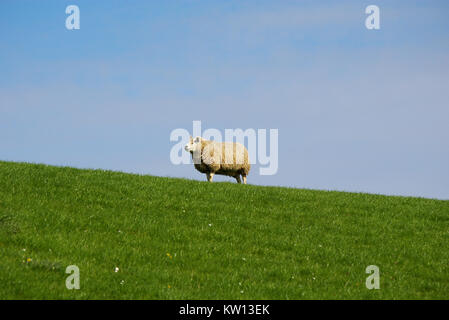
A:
184,136,251,184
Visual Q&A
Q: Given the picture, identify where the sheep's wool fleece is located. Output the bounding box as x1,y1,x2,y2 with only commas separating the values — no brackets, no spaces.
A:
194,139,251,176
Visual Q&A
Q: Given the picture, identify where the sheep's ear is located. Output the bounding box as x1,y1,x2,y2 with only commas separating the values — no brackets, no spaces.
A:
189,136,193,142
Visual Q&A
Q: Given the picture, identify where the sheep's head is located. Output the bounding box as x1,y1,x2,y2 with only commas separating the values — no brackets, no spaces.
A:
185,136,202,153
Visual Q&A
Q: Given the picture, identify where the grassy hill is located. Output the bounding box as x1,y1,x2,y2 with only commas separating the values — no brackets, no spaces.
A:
0,160,448,299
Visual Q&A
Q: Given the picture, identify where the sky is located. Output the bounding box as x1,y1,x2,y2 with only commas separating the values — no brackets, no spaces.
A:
1,0,448,199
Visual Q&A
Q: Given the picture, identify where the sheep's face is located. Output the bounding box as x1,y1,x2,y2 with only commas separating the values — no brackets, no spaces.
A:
185,136,202,153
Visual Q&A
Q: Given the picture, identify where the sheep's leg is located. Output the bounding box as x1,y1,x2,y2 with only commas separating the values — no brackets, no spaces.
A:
206,172,214,182
235,175,241,184
242,175,247,184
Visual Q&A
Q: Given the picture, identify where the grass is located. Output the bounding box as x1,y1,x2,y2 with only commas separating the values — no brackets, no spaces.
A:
0,160,448,299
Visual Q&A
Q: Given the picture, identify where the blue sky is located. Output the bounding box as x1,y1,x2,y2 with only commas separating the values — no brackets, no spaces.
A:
1,0,448,199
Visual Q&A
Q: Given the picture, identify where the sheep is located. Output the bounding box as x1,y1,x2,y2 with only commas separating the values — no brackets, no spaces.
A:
184,136,251,184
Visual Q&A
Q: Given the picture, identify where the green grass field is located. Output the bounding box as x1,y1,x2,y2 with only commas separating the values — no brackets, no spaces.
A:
0,160,448,299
